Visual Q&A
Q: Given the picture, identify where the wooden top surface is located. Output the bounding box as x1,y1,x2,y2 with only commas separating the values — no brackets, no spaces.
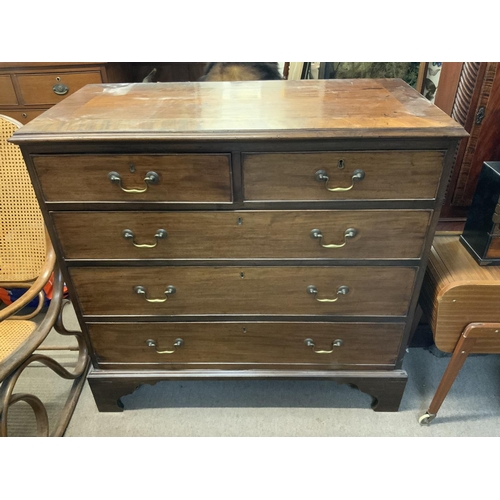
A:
430,236,500,291
10,79,467,144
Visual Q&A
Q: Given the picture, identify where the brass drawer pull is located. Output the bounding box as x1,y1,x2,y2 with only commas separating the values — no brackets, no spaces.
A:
304,338,343,353
52,83,69,95
108,171,160,193
146,338,184,354
310,228,357,248
307,285,349,302
315,169,365,192
133,285,176,302
122,229,167,248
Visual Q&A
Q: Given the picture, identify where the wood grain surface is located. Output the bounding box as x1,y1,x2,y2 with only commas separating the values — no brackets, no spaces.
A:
70,266,416,317
33,154,232,202
88,321,404,366
52,210,431,260
420,236,500,351
243,151,445,201
10,79,467,143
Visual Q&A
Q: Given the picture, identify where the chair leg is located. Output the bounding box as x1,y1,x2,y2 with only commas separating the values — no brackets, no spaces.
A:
1,393,50,436
51,358,90,437
0,322,89,437
419,332,476,425
0,354,90,437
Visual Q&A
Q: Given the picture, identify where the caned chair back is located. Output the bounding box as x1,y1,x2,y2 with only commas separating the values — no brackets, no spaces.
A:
0,115,46,282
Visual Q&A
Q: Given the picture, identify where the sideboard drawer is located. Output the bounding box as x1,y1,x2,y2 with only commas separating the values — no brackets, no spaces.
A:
53,210,431,260
88,322,404,366
33,154,232,202
0,109,45,125
70,266,416,317
243,151,444,201
16,71,102,105
0,75,18,105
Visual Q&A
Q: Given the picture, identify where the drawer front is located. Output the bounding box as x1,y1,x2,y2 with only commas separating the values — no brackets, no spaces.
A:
33,154,232,202
0,75,18,105
16,71,102,105
53,210,431,260
88,322,404,366
70,266,416,317
0,109,45,124
243,151,444,201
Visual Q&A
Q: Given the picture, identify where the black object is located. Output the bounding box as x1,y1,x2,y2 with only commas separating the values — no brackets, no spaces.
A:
460,161,500,265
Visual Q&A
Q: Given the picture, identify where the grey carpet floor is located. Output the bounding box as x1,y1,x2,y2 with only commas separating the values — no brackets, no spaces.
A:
5,304,500,436
63,348,500,436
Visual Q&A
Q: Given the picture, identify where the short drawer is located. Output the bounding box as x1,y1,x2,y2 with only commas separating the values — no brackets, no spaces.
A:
70,266,416,317
243,151,444,201
88,322,404,366
33,154,232,203
0,75,18,105
15,71,102,105
53,210,431,260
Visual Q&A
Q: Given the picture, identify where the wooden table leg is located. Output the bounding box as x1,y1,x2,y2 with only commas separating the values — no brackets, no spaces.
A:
419,322,500,425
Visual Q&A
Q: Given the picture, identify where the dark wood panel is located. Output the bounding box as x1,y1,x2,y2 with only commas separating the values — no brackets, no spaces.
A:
69,266,417,317
243,151,444,201
88,321,404,366
52,210,431,260
17,137,461,155
87,369,408,412
33,154,232,202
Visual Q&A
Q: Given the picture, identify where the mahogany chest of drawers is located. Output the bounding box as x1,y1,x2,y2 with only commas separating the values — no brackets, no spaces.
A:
11,79,467,412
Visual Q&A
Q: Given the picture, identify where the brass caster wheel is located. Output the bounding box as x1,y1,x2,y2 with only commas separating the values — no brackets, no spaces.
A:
419,412,436,426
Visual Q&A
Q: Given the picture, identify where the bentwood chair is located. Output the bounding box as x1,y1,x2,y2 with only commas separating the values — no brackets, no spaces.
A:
0,114,89,437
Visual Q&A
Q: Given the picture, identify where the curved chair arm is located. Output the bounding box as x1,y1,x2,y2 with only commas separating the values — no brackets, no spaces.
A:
0,230,56,322
0,264,65,380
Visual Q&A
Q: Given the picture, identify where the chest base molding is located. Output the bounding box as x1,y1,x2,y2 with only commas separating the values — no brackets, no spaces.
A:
87,368,408,413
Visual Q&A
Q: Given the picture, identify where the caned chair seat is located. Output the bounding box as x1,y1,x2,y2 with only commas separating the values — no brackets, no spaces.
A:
0,320,37,362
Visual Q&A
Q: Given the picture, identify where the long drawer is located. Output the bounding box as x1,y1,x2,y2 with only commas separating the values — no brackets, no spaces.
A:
52,210,431,260
88,322,404,366
243,151,444,201
70,266,417,317
32,154,232,202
